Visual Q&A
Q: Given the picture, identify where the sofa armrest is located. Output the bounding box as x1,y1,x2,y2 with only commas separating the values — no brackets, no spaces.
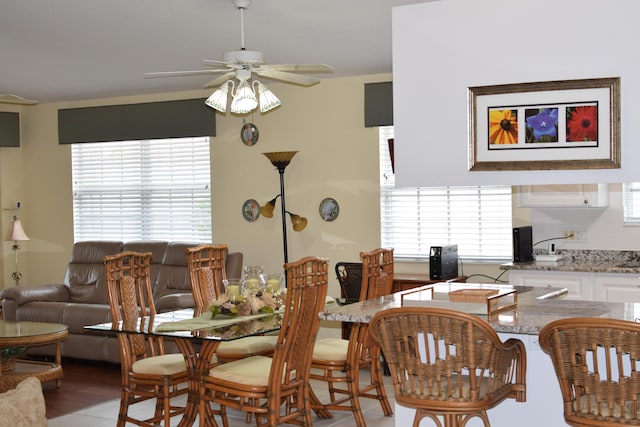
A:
155,292,195,313
0,284,71,305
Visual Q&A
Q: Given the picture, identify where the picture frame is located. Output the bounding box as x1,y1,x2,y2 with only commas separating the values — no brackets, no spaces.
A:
468,77,620,171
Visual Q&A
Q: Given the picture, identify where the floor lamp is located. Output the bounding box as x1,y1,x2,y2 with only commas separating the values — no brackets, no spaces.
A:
260,151,307,266
4,215,30,286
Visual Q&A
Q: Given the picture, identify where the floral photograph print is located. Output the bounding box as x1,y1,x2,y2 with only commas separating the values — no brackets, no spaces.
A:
469,77,620,171
566,105,598,142
525,108,558,143
489,109,518,145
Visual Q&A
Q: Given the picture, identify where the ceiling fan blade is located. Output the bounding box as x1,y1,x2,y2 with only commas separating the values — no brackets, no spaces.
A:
260,64,334,73
0,94,38,105
144,69,227,79
203,72,236,89
203,59,233,67
254,69,321,86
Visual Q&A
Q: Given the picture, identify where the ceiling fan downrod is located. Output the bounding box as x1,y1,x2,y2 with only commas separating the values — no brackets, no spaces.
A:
232,0,252,51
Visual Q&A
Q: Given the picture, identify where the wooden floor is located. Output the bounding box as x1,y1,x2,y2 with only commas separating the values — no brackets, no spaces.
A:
39,357,122,419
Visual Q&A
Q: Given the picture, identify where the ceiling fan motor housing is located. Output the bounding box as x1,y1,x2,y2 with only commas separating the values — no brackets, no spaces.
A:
222,50,264,66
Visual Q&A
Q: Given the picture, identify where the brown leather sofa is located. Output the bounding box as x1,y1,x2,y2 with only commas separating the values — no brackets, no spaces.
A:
0,240,243,363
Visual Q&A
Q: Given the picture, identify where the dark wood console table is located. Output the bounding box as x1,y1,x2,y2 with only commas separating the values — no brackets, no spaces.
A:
392,273,467,293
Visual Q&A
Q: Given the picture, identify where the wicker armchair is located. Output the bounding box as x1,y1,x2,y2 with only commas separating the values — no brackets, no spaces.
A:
186,244,277,363
539,317,640,426
200,256,329,426
104,251,188,427
310,248,394,427
370,306,526,427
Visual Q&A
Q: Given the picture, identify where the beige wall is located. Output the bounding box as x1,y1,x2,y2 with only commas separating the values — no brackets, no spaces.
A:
1,73,508,298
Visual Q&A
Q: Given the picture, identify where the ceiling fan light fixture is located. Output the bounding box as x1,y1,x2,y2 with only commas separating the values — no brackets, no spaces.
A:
205,81,233,112
254,81,281,113
230,79,258,114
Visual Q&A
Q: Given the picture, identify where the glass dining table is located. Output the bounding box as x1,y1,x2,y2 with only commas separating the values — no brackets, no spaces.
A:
85,308,283,427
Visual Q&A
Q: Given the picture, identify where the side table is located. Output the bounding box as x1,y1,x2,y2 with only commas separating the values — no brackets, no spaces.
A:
0,320,68,392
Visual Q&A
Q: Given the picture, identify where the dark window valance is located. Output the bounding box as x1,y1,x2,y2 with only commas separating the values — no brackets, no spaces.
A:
58,98,216,144
0,112,20,147
364,82,393,127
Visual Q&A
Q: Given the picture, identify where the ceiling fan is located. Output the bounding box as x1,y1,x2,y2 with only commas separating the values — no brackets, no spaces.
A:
144,0,333,114
0,94,38,105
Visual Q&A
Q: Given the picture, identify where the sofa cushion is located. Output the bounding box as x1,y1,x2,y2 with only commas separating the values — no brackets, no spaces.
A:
123,240,168,285
64,240,123,304
16,301,68,323
0,377,47,427
153,242,201,301
61,303,112,334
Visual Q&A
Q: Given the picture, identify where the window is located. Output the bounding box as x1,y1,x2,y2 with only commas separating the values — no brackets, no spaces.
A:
72,137,211,242
623,182,640,225
379,127,512,261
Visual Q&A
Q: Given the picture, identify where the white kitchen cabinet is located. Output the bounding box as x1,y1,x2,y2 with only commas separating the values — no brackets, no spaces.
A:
517,183,608,208
508,269,640,302
508,270,592,300
593,273,640,303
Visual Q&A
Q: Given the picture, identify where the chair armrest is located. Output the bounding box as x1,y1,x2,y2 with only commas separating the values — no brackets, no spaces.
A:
0,284,71,305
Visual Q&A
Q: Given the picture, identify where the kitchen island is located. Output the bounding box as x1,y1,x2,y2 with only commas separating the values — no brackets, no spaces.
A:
319,282,640,427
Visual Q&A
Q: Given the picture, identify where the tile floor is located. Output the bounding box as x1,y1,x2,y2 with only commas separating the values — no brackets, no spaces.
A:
49,370,397,427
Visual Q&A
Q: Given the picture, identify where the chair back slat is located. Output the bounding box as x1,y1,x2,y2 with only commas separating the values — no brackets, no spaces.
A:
360,248,394,301
104,251,165,362
270,256,328,396
186,243,228,312
540,317,640,425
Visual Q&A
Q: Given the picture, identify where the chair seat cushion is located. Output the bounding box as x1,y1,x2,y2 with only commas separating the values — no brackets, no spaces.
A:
132,353,186,375
216,336,278,356
209,355,272,386
313,338,349,361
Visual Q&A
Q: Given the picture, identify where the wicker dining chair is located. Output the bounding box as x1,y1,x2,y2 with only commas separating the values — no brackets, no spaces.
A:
104,251,188,427
200,256,329,426
310,248,394,427
186,243,277,363
539,317,640,426
370,306,527,427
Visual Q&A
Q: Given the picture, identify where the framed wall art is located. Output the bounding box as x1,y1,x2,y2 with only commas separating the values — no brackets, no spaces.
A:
468,77,620,171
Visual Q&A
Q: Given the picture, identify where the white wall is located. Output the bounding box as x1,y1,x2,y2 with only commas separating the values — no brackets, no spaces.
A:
392,0,640,187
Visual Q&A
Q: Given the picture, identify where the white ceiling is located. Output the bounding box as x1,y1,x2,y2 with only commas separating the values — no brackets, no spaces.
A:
1,0,427,104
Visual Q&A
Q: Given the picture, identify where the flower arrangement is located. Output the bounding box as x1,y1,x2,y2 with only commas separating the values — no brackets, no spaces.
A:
207,290,284,318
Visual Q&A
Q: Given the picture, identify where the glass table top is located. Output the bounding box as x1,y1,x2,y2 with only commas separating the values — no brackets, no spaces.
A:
0,320,68,339
85,308,282,342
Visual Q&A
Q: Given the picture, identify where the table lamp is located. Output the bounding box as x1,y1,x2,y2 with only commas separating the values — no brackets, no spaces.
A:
4,215,29,286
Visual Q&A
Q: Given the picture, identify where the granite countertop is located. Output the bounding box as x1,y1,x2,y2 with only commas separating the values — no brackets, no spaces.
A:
500,249,640,273
319,282,637,335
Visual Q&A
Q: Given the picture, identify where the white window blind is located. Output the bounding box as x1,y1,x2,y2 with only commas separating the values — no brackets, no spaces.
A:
379,127,512,260
623,182,640,225
72,137,212,242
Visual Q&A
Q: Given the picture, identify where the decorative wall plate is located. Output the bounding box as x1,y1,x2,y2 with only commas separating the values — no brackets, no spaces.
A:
240,123,259,146
242,199,260,222
319,197,339,221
